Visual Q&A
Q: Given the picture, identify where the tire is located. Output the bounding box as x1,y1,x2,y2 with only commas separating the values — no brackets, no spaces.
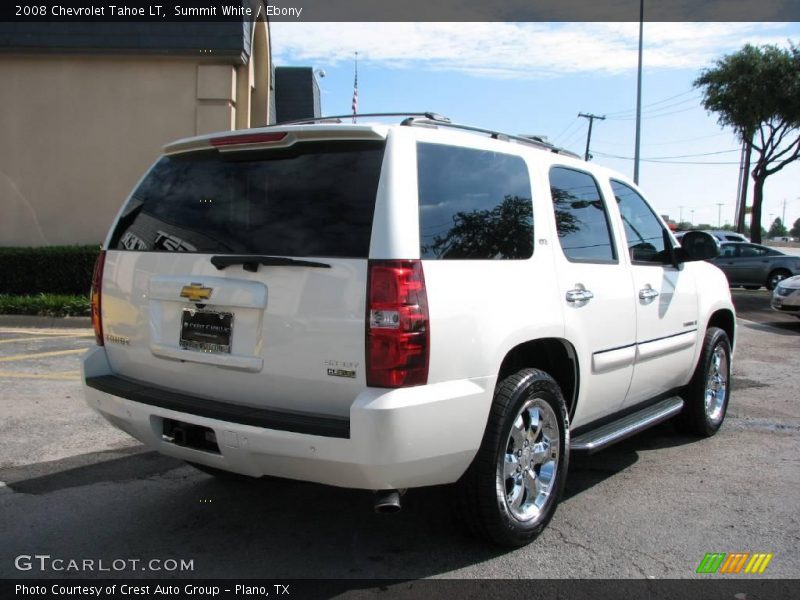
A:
677,327,731,437
456,369,569,547
767,269,791,291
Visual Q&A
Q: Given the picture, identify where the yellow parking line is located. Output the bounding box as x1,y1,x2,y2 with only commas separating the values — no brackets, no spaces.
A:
0,329,93,336
0,349,86,362
0,370,81,381
0,335,93,345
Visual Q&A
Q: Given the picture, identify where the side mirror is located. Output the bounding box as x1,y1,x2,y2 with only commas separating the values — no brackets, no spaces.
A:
675,231,720,263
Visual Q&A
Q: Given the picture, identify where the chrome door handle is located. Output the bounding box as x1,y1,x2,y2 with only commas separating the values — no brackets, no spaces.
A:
566,289,594,303
639,286,659,300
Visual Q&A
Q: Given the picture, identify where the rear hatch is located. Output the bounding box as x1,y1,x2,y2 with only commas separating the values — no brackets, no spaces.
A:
100,130,386,418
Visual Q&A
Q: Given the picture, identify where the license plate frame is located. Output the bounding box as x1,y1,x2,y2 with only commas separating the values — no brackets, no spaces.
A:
180,309,234,354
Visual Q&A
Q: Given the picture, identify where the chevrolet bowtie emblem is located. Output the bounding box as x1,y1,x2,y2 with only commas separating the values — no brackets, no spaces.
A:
180,283,213,302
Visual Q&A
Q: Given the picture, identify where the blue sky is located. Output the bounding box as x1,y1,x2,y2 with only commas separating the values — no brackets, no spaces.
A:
271,22,800,231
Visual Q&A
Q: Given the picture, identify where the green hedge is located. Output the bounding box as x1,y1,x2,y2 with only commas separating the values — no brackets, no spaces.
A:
0,294,91,317
0,245,101,295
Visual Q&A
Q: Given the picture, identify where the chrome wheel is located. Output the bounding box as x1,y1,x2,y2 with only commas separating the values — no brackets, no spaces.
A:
500,398,560,522
704,344,728,425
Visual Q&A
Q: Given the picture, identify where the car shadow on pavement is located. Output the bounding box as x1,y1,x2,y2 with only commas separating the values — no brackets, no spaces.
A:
0,421,712,580
740,319,800,336
1,450,503,580
1,446,180,495
564,420,708,501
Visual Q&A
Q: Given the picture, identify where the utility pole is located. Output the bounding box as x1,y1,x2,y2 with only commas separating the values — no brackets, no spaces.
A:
716,203,724,228
782,199,787,224
679,206,685,223
578,112,605,161
633,0,644,184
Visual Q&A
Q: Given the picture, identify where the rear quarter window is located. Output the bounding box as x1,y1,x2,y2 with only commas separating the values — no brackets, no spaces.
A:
109,140,385,258
416,142,533,260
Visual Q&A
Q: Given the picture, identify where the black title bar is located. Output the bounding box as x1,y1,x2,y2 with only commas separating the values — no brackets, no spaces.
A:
2,0,800,22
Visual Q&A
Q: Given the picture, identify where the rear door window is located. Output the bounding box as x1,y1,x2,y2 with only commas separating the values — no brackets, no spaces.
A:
416,142,533,260
549,167,617,263
109,140,385,258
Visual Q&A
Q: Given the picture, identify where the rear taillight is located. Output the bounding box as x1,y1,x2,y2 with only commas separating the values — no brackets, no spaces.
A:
366,260,429,388
90,250,106,346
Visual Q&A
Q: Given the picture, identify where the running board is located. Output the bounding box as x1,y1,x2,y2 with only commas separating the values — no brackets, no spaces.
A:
570,396,684,453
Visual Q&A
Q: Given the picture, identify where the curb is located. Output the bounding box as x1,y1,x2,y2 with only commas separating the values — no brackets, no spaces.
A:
0,314,92,329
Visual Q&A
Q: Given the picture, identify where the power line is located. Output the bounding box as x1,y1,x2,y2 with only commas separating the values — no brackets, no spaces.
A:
560,122,588,150
551,117,581,144
603,88,698,117
607,103,700,121
593,150,740,165
607,97,700,120
592,131,729,147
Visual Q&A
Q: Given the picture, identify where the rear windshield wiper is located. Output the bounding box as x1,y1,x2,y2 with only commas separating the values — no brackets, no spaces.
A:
211,255,331,272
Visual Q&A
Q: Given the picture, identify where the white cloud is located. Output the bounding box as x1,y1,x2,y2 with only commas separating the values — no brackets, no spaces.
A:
270,22,796,78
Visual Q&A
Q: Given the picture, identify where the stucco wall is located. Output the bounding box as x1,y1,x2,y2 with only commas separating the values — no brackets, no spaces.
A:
0,41,270,246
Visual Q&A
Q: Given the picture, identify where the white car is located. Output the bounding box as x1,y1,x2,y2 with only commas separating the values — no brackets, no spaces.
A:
772,275,800,317
82,113,735,546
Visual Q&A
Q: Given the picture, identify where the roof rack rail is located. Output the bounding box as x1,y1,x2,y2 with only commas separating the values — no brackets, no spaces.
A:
269,111,579,159
402,117,581,159
275,112,451,127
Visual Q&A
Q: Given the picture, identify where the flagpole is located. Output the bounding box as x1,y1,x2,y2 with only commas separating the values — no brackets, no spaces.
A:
352,51,358,123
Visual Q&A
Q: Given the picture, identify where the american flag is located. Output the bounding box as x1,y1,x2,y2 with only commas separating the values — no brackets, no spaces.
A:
352,52,358,123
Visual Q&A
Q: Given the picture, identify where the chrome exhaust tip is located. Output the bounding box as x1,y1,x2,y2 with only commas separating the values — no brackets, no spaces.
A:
374,489,402,514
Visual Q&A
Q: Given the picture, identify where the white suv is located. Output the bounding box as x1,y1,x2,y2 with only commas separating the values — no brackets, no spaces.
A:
82,113,735,546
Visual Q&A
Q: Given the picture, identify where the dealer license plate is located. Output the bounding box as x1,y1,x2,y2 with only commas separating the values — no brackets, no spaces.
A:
180,309,233,354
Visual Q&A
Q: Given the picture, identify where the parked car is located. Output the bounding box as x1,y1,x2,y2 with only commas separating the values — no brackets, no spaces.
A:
711,242,800,290
82,113,735,547
771,274,800,317
675,229,749,243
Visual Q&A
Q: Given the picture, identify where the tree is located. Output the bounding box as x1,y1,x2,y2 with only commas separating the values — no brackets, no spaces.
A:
791,217,800,238
768,217,788,238
694,43,800,244
424,195,533,259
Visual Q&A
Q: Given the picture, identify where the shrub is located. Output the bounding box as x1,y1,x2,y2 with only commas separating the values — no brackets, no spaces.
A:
0,294,91,317
0,245,100,295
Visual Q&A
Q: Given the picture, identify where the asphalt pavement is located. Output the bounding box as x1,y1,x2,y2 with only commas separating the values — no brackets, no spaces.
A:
0,292,797,581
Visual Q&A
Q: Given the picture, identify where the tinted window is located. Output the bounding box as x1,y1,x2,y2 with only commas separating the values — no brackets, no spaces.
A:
550,167,616,262
109,141,385,257
739,244,768,258
611,180,669,264
417,143,533,260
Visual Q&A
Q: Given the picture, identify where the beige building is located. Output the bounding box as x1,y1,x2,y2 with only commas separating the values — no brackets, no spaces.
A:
0,20,273,246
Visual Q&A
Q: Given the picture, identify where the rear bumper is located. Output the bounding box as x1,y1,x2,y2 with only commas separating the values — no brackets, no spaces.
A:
81,346,492,490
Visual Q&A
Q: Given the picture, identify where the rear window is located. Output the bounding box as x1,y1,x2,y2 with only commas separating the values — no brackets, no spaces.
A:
417,142,533,260
109,140,385,257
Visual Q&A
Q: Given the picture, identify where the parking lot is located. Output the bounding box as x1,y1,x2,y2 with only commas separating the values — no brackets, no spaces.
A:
0,290,797,580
